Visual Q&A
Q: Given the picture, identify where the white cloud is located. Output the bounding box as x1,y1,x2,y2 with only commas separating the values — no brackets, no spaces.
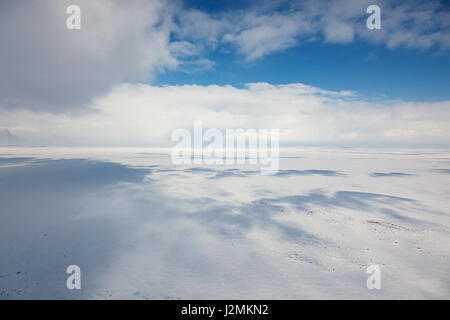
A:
0,128,19,146
174,0,450,61
229,12,314,60
0,0,178,112
1,82,449,147
324,22,355,43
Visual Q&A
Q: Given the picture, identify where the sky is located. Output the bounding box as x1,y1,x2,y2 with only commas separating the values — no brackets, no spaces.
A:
0,0,449,147
161,0,450,102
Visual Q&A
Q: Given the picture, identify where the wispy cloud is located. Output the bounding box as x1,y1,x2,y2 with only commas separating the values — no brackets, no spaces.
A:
174,0,450,61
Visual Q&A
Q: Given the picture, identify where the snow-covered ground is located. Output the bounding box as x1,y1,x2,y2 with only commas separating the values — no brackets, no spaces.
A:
0,147,449,299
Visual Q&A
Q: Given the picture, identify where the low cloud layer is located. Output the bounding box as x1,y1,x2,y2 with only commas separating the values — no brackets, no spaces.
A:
1,82,449,147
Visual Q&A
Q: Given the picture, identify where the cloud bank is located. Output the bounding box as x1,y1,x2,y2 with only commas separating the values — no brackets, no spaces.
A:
1,82,449,147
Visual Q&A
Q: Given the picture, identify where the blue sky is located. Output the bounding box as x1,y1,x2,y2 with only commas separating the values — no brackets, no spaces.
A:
156,0,450,102
157,41,450,102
